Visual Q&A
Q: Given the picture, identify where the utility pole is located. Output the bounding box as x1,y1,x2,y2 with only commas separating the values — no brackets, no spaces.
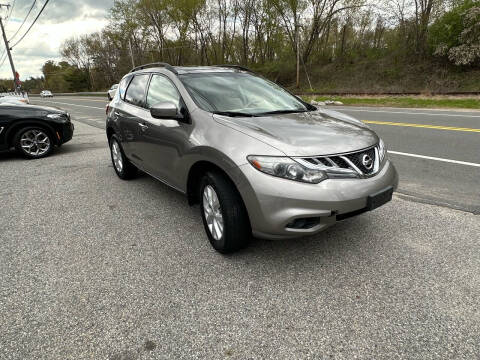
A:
295,23,300,89
128,38,135,68
0,4,18,91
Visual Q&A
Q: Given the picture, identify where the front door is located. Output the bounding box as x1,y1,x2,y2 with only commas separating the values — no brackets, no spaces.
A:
139,74,191,188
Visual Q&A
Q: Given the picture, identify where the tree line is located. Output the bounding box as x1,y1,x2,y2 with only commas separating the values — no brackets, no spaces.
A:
14,0,480,93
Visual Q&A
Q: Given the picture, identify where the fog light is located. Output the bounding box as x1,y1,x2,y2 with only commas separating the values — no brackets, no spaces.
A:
286,217,320,229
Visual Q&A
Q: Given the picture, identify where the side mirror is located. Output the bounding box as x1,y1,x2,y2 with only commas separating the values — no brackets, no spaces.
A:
150,102,182,120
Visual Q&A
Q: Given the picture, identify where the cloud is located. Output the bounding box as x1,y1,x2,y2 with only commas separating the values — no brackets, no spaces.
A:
0,0,114,79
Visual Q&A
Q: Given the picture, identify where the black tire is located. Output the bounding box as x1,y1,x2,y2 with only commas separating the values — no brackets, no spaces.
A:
109,134,137,180
199,171,251,253
14,126,54,159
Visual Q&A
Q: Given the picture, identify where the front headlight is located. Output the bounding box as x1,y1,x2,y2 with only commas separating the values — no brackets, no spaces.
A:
378,138,387,163
46,113,66,120
247,156,327,184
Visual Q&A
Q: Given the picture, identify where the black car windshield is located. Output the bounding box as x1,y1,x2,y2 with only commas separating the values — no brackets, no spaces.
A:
180,72,311,116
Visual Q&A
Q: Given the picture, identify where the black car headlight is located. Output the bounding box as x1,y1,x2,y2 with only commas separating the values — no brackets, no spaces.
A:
46,113,68,121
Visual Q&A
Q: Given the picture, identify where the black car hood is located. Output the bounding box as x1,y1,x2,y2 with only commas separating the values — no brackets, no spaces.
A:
0,103,66,114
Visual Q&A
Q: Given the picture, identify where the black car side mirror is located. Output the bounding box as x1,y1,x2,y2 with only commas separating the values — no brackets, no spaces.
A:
150,102,184,120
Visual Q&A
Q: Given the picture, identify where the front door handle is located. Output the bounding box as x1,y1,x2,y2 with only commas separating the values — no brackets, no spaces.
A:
138,123,148,131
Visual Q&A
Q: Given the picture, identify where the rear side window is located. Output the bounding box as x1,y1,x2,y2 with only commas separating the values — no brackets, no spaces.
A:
118,75,132,100
146,75,181,109
125,74,149,107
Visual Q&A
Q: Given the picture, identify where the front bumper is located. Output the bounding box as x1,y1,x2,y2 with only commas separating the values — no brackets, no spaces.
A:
59,122,74,144
235,160,399,239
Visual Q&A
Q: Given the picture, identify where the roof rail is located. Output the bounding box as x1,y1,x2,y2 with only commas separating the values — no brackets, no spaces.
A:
129,62,178,75
215,64,253,73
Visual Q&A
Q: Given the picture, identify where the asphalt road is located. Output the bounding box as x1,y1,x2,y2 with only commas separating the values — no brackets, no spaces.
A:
0,98,479,359
32,96,480,213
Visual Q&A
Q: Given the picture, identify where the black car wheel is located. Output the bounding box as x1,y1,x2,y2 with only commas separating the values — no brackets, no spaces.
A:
199,171,251,253
109,135,137,179
14,127,54,159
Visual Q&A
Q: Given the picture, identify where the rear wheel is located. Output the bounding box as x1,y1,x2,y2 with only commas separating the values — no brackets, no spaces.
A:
109,135,137,179
14,127,53,159
199,171,251,253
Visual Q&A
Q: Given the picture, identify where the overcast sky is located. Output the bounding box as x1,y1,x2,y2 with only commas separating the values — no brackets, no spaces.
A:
0,0,114,80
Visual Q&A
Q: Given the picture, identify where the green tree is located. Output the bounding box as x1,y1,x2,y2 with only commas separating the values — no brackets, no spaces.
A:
430,0,480,65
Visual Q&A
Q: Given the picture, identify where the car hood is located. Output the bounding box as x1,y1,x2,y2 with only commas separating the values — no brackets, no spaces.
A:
214,109,378,156
0,103,66,114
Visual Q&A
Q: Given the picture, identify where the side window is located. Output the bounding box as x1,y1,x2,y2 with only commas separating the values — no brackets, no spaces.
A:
125,74,149,107
118,75,132,100
146,75,181,109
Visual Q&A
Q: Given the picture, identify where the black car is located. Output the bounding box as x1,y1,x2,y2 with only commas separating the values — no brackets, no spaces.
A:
0,103,74,159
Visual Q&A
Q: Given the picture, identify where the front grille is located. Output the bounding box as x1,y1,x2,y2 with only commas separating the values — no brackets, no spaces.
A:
297,146,378,177
345,147,376,175
329,156,350,169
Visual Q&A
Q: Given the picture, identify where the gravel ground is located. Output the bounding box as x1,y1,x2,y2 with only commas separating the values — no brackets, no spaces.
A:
1,120,479,359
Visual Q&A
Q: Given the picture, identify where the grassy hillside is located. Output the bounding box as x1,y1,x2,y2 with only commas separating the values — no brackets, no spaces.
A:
290,59,480,94
303,95,480,109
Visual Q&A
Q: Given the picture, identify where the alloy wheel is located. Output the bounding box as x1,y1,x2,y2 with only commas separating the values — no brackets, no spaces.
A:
111,140,123,173
20,129,51,156
203,185,224,241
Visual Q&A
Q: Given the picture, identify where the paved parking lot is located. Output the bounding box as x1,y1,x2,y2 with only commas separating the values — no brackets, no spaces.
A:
1,113,480,359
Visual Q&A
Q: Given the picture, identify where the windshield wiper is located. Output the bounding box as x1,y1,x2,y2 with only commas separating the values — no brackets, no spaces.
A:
256,109,309,116
212,111,258,117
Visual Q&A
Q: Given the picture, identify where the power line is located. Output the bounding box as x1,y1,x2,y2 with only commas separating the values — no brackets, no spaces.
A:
7,0,15,20
3,0,13,23
0,51,7,67
9,0,36,41
0,0,23,64
0,3,18,89
0,2,9,62
11,0,49,49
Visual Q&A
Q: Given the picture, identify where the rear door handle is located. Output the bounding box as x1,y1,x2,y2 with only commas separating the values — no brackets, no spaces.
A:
138,123,148,131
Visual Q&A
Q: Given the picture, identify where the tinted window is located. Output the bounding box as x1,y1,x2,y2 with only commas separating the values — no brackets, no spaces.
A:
146,75,181,109
118,75,132,100
125,74,149,107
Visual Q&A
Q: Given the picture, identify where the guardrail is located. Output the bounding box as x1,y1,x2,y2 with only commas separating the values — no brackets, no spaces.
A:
29,92,105,97
296,91,480,96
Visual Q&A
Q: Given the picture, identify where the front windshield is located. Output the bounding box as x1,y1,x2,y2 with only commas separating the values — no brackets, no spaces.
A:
180,72,311,116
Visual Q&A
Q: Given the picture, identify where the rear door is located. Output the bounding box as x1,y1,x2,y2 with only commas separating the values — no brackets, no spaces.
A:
115,74,150,167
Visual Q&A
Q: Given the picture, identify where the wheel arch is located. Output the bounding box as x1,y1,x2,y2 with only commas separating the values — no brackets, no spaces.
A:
6,120,59,147
187,160,245,207
106,126,115,142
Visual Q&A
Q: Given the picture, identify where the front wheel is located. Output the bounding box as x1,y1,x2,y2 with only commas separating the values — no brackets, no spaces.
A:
109,135,137,180
14,127,53,159
200,171,251,253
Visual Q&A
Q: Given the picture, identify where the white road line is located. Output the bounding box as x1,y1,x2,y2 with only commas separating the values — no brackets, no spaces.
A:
335,108,480,118
57,97,107,103
37,100,105,110
388,150,480,168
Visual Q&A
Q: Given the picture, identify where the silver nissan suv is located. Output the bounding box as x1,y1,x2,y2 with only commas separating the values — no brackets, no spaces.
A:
106,63,398,253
